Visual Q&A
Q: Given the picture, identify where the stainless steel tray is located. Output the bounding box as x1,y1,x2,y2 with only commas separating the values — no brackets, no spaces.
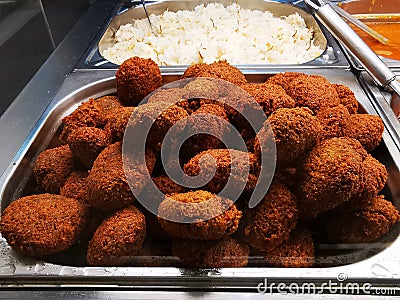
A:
0,70,399,290
80,0,350,70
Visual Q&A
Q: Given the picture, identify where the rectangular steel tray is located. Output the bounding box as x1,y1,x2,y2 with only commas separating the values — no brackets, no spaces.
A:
78,0,350,70
0,69,399,290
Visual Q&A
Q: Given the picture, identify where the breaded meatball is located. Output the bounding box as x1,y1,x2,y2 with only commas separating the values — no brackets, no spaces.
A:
240,83,295,116
67,126,111,168
333,84,358,114
344,114,384,152
126,102,189,153
116,56,162,106
255,107,321,168
241,182,298,251
297,137,367,218
182,77,223,100
60,98,103,143
87,205,146,266
60,171,89,204
255,227,314,268
157,190,242,240
172,238,249,268
33,145,80,194
326,195,400,243
265,72,305,92
183,149,260,194
181,104,230,161
286,74,340,112
0,194,87,256
182,60,247,86
86,142,155,211
146,88,192,113
336,154,387,212
316,104,350,141
94,95,124,125
104,106,135,142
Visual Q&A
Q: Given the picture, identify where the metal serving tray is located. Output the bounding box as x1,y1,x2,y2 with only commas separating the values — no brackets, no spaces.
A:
79,0,350,70
0,70,399,291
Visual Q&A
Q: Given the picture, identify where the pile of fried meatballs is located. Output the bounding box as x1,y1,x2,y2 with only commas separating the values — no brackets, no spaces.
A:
1,57,399,268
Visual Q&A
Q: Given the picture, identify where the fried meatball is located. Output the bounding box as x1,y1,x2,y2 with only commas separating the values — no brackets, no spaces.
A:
180,104,230,161
256,227,314,268
326,195,400,243
104,106,135,142
116,56,162,106
265,72,305,92
60,171,89,204
336,154,388,212
344,114,384,152
172,238,249,268
157,190,242,240
333,84,358,114
86,142,155,211
0,194,87,256
67,126,111,168
183,149,260,194
298,137,367,218
255,107,321,168
242,182,298,251
60,98,103,143
33,145,80,194
94,95,124,125
126,102,189,153
146,88,192,112
316,104,350,142
182,77,223,100
182,60,247,86
87,205,146,266
240,83,295,116
286,74,340,112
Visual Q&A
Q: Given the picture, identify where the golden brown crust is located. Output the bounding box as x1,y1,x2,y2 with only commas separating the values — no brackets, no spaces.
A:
104,106,135,142
116,56,162,106
87,205,146,266
172,238,250,268
333,84,358,114
0,194,87,256
316,104,350,142
94,95,124,125
33,145,79,194
265,72,305,92
157,190,242,240
60,171,89,204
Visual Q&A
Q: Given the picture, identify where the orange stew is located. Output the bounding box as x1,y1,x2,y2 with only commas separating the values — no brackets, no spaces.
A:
351,22,400,60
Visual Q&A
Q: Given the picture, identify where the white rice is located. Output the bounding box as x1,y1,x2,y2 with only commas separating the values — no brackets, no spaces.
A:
103,3,324,66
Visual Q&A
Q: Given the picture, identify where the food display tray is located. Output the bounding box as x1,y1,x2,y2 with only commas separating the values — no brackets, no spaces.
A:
77,0,350,70
0,69,399,291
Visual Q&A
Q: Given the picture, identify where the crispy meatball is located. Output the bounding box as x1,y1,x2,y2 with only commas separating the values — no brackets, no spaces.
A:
60,99,103,143
60,171,89,204
116,56,162,106
336,154,388,212
265,72,305,92
256,227,314,268
316,104,350,141
182,77,223,100
67,126,111,168
94,95,124,125
298,137,367,218
326,195,400,243
182,60,247,86
172,238,249,268
181,104,230,161
146,88,193,113
157,190,242,240
86,142,155,211
87,205,146,266
333,84,358,114
255,107,321,168
104,106,135,142
33,145,80,194
344,114,384,152
240,83,295,116
241,182,298,251
183,149,260,194
0,194,87,256
286,74,340,112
